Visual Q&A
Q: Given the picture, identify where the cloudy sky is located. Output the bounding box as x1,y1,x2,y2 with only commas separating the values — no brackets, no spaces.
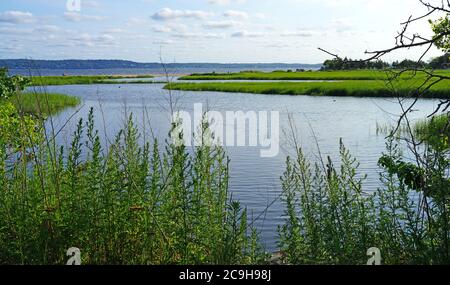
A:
0,0,445,63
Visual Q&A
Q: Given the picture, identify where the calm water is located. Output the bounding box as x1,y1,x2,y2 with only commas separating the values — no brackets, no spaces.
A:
9,65,320,76
33,82,440,251
105,76,338,83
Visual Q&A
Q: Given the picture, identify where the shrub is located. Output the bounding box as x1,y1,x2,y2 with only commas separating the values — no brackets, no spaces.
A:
279,137,450,264
0,109,265,265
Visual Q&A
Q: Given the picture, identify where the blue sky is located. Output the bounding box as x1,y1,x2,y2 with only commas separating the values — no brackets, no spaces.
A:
0,0,444,63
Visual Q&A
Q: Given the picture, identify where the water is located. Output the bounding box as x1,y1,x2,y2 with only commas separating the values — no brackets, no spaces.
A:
105,76,339,83
32,82,440,252
9,64,320,77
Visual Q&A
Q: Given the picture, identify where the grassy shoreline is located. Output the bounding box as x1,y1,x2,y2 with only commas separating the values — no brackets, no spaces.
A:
179,69,450,81
165,80,450,98
414,114,450,149
5,92,81,115
29,75,154,86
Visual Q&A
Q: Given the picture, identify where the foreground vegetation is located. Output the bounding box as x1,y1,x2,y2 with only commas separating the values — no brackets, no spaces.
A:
1,69,263,265
279,137,449,264
414,114,450,150
0,111,265,265
1,67,450,265
0,109,448,264
29,75,153,86
166,79,450,98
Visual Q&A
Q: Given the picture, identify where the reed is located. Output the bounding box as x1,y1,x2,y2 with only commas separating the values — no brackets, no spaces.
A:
6,92,81,115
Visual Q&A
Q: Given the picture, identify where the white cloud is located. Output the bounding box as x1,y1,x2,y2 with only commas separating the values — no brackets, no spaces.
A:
230,29,315,38
280,30,314,37
231,30,266,37
68,33,116,47
153,23,188,33
83,1,100,8
151,8,214,21
330,18,354,32
0,11,34,24
254,13,266,19
0,45,22,52
173,32,224,39
98,34,115,41
34,25,61,33
209,0,247,5
288,0,393,7
153,39,174,45
0,26,32,34
105,28,126,33
127,17,148,26
203,20,242,29
223,10,249,20
64,12,106,22
153,25,172,33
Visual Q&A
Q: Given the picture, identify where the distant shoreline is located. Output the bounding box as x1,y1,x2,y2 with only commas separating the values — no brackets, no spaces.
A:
1,59,322,70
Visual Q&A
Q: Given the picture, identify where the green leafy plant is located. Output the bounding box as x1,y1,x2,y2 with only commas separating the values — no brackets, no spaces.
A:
0,109,265,265
279,140,375,265
279,137,450,265
0,68,30,100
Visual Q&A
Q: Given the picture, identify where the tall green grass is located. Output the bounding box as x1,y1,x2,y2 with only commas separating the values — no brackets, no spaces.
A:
279,140,375,264
1,105,449,264
0,109,264,265
30,75,154,86
180,70,450,81
5,92,81,116
165,79,450,98
279,138,450,264
376,114,449,150
414,114,450,149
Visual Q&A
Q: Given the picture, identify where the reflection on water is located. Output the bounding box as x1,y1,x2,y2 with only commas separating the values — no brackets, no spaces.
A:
35,83,440,251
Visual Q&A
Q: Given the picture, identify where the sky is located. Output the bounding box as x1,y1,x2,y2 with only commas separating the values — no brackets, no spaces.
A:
0,0,446,63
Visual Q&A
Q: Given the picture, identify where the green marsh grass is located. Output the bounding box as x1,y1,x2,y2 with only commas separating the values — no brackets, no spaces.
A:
30,75,154,86
165,79,450,98
376,114,450,149
5,92,81,116
413,114,450,149
180,69,450,81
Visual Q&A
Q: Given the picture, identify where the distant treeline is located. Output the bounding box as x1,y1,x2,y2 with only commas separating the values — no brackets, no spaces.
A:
0,59,322,70
322,53,450,70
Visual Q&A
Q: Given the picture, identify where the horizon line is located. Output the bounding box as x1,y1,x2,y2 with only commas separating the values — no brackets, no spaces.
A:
0,59,323,65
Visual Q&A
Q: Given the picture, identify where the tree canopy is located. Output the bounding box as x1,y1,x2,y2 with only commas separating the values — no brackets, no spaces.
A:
321,54,449,71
